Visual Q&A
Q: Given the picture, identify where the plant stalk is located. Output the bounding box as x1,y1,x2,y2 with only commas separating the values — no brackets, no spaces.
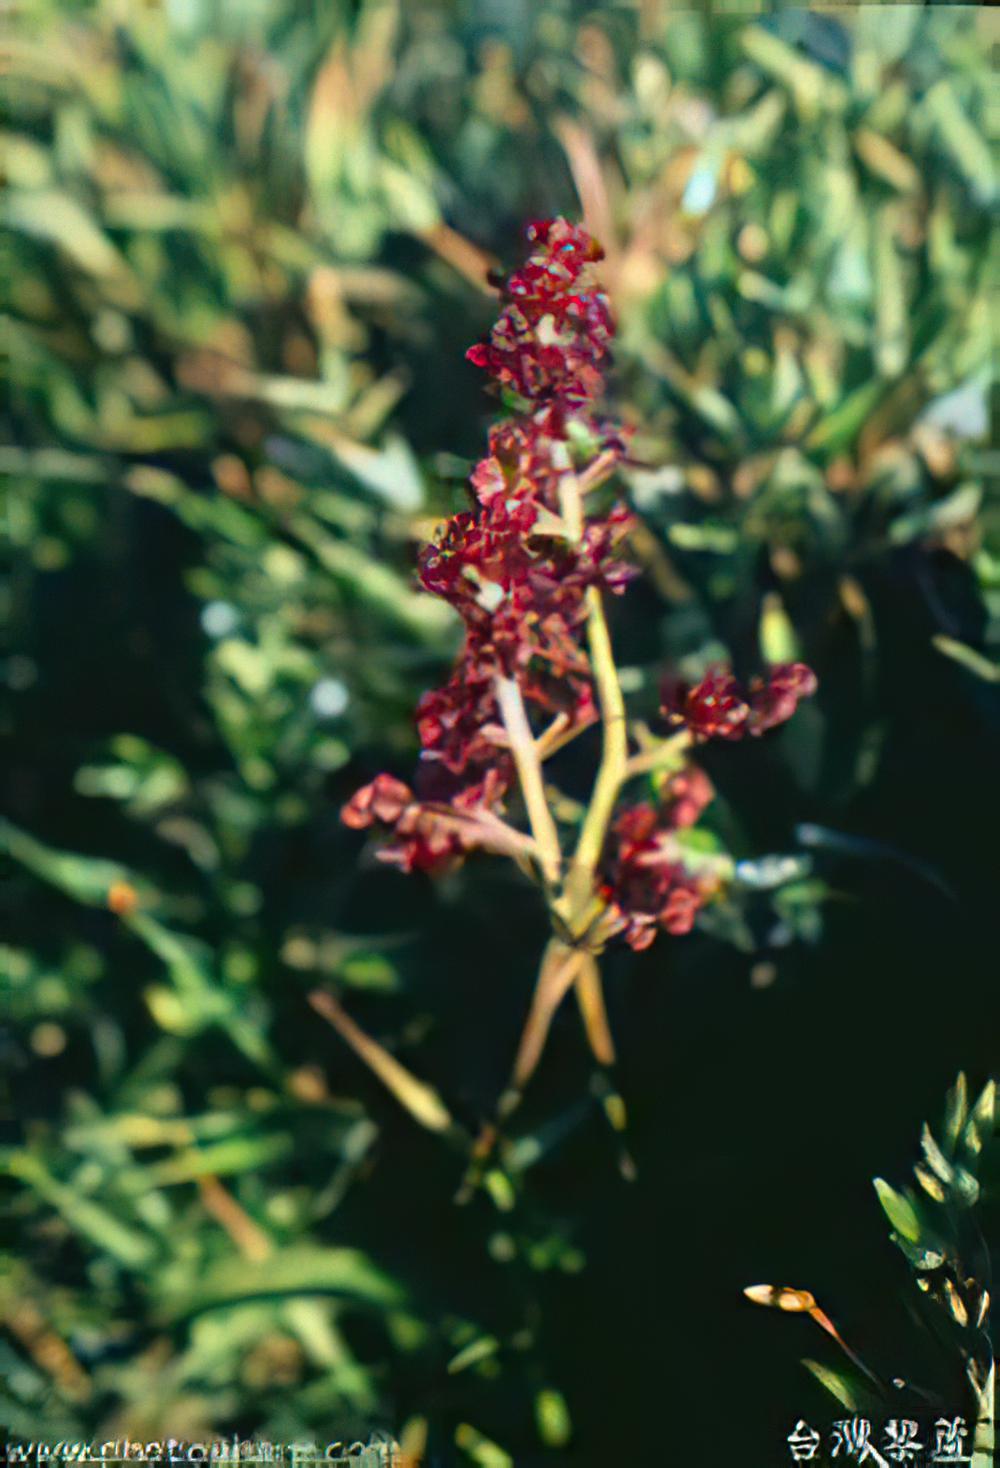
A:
494,674,563,887
568,583,628,910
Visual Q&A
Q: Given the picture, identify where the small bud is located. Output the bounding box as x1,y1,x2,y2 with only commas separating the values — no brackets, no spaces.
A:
107,880,139,917
744,1284,817,1313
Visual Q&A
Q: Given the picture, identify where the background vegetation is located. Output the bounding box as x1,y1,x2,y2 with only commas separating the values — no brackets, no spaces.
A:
3,2,997,1462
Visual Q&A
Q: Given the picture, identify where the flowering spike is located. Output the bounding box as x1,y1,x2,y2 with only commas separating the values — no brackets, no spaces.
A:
465,217,615,410
343,218,632,884
342,218,816,968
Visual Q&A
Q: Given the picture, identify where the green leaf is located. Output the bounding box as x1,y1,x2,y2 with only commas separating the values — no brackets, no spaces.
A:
806,379,886,454
759,592,800,664
923,81,995,205
447,1335,501,1375
943,1072,970,1152
130,1132,293,1188
964,1080,997,1153
158,1245,405,1322
920,1123,955,1182
454,1425,513,1468
4,189,136,291
890,484,982,547
1,817,139,907
932,637,1000,684
327,432,425,511
873,1177,921,1243
873,206,908,378
668,522,739,553
535,1388,572,1448
9,1152,155,1269
802,1359,861,1411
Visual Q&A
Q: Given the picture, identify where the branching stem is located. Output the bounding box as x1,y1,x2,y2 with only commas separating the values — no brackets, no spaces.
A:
623,728,692,780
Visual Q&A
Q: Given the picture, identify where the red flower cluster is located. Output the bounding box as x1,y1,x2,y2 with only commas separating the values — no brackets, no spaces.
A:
466,217,615,409
342,770,509,875
343,220,817,947
662,663,817,742
343,218,632,874
600,768,718,951
417,496,634,728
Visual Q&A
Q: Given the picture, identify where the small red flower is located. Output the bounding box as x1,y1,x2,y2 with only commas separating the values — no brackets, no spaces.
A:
599,797,717,951
662,668,750,741
342,774,412,830
378,805,470,876
341,765,514,877
747,663,818,735
467,218,614,408
341,775,463,875
662,663,817,742
663,766,715,829
415,672,504,774
660,882,704,936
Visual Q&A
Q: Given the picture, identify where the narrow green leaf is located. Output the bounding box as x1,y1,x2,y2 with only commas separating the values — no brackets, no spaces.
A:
874,1177,921,1243
943,1073,970,1151
447,1336,501,1375
1,817,137,907
535,1388,572,1448
932,637,1000,684
802,1359,860,1411
158,1245,405,1322
9,1152,155,1269
454,1425,513,1468
920,1124,955,1182
924,81,995,204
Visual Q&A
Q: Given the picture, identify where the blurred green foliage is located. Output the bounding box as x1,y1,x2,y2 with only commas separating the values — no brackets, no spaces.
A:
872,1074,996,1465
2,2,997,1462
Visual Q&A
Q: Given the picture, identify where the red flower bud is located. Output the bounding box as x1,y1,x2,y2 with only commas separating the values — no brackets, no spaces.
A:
598,796,718,951
747,663,818,735
662,663,817,742
341,774,412,829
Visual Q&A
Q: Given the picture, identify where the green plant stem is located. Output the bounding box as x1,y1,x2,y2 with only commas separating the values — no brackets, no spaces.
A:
624,728,692,780
508,940,588,1097
308,989,459,1138
483,453,669,1169
566,583,628,916
552,468,629,925
573,953,615,1065
494,674,562,888
455,939,585,1203
558,467,584,541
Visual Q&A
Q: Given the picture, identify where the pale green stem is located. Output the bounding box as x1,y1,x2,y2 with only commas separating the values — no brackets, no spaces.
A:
558,469,585,542
460,456,636,1198
455,939,584,1202
577,447,620,496
574,953,615,1065
624,728,692,780
551,467,630,923
508,940,586,1094
308,990,456,1136
494,674,562,887
567,583,628,911
534,711,571,761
